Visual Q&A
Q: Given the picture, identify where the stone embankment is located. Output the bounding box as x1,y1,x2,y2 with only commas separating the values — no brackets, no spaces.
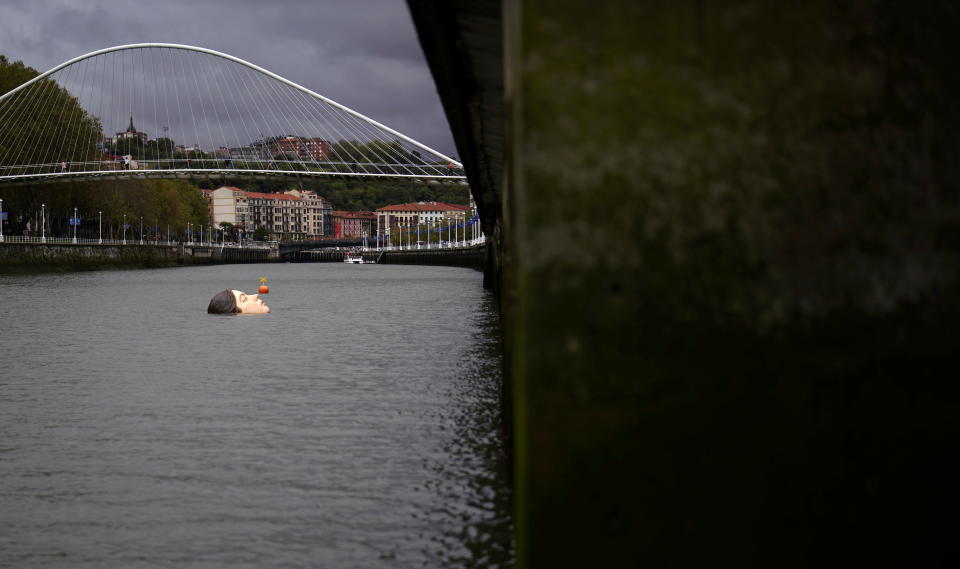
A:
0,242,271,272
1,241,486,272
375,246,484,269
286,245,485,269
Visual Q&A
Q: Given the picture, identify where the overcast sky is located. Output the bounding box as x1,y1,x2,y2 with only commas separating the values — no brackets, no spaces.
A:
0,0,457,157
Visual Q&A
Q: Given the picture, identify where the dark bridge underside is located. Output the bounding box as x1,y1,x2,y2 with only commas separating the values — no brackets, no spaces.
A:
407,1,503,241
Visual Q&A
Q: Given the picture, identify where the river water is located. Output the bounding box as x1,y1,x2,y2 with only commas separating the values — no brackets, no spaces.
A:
0,262,512,568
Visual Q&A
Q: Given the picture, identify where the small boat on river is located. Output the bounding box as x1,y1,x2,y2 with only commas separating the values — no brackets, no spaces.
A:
344,252,366,264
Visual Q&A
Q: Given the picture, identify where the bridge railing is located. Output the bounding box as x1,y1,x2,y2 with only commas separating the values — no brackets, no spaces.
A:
0,159,466,179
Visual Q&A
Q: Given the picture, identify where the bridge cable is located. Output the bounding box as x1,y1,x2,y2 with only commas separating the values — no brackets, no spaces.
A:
0,74,45,172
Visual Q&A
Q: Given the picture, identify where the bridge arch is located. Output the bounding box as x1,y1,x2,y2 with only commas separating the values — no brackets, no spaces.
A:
0,43,463,184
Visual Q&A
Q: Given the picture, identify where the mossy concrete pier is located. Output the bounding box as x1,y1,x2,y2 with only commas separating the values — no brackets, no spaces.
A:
409,1,960,567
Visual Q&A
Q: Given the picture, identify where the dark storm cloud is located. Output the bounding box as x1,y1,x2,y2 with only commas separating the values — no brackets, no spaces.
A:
0,0,456,157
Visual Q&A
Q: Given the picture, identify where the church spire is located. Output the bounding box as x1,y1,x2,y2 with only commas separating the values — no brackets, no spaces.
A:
127,116,136,133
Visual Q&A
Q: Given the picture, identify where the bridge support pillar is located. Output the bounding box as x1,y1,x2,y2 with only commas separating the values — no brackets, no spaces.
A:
501,1,960,567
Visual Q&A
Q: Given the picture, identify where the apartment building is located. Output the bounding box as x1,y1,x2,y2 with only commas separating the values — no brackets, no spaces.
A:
374,201,468,237
331,210,376,238
210,186,247,226
285,189,332,237
263,137,332,161
208,187,332,240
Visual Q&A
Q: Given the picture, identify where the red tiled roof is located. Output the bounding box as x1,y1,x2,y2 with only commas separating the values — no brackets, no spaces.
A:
243,191,299,201
375,202,468,212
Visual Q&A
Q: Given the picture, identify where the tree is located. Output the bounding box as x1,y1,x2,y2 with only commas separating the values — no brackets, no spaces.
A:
0,177,210,240
218,221,234,237
253,225,269,241
0,55,102,171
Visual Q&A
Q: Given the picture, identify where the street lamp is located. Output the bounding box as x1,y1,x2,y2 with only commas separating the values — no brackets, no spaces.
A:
41,203,46,243
98,211,102,244
0,198,4,243
139,216,144,245
123,213,127,245
72,207,78,244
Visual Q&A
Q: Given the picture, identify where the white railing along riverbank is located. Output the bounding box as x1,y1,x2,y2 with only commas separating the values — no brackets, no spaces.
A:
361,235,486,252
0,235,276,248
0,234,486,250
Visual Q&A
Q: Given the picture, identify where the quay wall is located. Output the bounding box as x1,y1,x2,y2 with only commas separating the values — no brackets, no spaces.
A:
1,242,483,272
375,246,484,269
0,243,271,272
286,250,347,262
286,245,485,269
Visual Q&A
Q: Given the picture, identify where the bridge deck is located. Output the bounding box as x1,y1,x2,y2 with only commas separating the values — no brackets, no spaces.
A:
0,169,466,186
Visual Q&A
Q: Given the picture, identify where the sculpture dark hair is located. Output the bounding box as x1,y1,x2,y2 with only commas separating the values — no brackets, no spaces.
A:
208,289,241,314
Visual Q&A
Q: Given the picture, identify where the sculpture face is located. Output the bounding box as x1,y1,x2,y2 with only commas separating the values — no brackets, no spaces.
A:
232,289,270,314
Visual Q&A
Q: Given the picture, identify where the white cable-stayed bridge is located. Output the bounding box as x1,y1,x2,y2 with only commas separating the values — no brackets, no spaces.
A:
0,43,465,185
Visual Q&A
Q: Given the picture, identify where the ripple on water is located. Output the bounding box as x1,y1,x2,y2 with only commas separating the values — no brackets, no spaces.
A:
0,263,513,568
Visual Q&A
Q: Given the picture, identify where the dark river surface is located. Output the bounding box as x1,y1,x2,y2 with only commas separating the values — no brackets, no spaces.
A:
0,262,512,568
